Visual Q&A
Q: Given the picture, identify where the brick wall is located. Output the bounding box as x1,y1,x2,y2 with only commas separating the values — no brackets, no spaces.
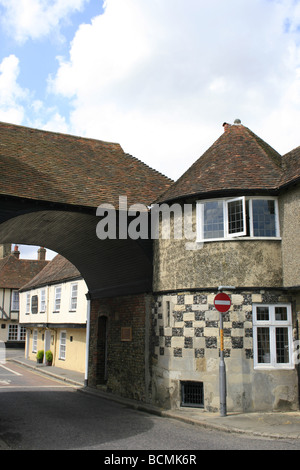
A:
88,293,152,402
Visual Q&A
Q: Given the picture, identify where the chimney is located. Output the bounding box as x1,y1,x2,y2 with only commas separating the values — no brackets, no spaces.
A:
0,244,11,259
223,122,231,132
37,246,46,261
12,245,20,259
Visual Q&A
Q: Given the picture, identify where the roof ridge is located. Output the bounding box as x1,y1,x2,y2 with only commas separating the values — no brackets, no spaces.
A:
0,121,172,208
0,120,121,148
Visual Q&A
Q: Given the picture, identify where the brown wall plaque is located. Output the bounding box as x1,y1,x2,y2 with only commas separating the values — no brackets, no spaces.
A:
121,327,132,342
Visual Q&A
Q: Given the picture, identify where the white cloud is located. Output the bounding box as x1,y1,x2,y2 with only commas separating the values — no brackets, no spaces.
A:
47,0,300,180
0,55,28,124
0,54,69,134
28,100,69,134
0,0,89,43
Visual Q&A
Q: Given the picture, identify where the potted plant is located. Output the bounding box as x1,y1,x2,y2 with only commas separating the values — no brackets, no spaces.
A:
36,350,44,364
45,350,53,366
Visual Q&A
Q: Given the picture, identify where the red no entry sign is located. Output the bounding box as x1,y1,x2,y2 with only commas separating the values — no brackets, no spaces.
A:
214,292,231,313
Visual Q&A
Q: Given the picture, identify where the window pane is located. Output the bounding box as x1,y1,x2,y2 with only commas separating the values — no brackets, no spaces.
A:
227,199,245,234
203,201,224,239
276,327,289,363
257,327,270,363
60,332,66,359
55,287,61,311
70,284,78,310
256,306,269,321
252,200,276,237
11,291,19,311
275,307,287,321
33,330,37,352
40,289,46,312
8,324,18,341
20,327,26,341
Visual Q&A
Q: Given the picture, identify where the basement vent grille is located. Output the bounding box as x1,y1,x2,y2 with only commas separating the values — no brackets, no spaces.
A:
181,381,204,408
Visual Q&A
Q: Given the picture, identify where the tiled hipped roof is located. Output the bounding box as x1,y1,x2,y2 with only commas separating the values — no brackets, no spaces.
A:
157,122,299,203
20,254,82,292
0,121,173,208
0,255,48,289
281,145,300,187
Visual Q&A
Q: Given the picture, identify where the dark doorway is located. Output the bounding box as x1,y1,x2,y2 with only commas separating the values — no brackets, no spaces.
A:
97,316,108,384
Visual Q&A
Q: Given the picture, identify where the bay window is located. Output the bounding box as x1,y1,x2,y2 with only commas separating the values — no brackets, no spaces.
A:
197,196,279,241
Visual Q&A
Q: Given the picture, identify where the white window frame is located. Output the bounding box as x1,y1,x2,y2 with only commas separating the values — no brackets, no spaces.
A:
59,331,67,360
69,283,78,311
225,197,247,238
11,290,19,311
197,196,280,242
252,303,294,370
8,324,18,341
8,324,26,341
26,293,31,314
54,285,61,312
40,288,46,313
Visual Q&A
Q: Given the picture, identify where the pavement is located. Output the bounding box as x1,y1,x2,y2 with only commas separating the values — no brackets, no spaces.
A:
6,350,300,442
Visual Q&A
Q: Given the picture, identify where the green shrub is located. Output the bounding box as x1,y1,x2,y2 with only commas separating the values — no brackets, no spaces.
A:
45,350,53,363
36,350,44,361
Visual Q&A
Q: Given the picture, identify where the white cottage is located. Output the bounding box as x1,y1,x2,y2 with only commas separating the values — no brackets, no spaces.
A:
19,254,88,373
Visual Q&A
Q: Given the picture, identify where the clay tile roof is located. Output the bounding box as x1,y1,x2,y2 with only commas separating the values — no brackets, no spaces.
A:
0,121,173,209
157,122,284,203
0,255,48,289
20,254,81,291
281,146,300,187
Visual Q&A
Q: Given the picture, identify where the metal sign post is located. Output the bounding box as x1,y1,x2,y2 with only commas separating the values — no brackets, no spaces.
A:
214,290,232,417
219,312,227,417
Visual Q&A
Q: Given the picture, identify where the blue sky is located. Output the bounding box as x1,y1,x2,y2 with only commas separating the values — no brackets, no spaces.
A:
1,0,300,259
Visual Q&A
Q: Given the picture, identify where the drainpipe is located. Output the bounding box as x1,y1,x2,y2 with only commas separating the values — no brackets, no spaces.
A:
84,293,91,387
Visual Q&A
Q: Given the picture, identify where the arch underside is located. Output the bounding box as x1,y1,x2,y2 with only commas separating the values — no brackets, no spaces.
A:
0,197,153,299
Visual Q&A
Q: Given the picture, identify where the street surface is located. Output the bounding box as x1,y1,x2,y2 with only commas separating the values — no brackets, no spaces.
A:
0,355,300,451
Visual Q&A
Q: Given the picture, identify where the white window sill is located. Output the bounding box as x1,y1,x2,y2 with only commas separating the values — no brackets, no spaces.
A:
254,364,295,371
197,237,282,243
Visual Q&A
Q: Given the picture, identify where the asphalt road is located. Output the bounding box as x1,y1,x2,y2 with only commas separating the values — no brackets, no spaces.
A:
1,361,300,451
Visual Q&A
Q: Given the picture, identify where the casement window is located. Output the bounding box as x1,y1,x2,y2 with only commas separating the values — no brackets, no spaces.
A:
253,304,293,369
59,331,67,360
8,324,26,341
40,288,46,313
69,283,78,311
11,290,19,311
32,329,38,353
54,286,62,312
197,197,279,242
26,293,31,314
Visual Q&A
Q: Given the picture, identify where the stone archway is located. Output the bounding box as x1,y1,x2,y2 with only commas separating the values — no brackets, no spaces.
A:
0,199,154,397
0,120,172,402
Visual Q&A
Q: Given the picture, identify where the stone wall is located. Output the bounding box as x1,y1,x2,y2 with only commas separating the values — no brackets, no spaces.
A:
89,293,152,403
280,184,300,287
151,290,299,412
153,237,283,293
